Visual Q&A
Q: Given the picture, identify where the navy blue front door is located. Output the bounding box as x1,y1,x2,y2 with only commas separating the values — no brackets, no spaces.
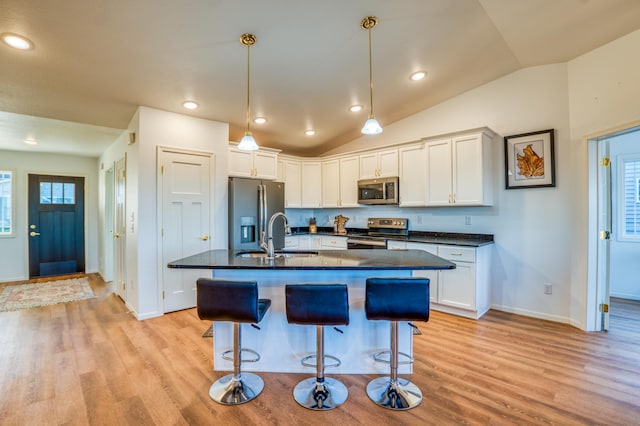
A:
28,174,85,278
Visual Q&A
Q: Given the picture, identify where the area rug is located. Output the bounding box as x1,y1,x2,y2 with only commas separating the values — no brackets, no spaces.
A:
0,277,96,312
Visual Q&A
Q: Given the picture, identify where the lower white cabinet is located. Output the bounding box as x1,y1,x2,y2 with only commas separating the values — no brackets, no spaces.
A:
321,235,347,250
388,241,491,319
285,234,343,250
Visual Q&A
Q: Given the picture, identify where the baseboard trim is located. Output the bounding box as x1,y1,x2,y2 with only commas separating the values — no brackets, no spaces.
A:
490,304,572,325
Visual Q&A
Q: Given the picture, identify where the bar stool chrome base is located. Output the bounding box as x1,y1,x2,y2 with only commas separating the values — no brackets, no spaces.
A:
293,377,348,410
366,376,422,410
209,372,264,405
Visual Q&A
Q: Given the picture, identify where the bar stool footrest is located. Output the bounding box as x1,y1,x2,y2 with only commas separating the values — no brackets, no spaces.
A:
372,350,414,365
222,348,260,363
301,353,341,369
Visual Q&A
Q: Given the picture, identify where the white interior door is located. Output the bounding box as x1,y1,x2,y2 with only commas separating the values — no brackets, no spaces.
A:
160,149,213,313
597,140,612,330
114,157,127,301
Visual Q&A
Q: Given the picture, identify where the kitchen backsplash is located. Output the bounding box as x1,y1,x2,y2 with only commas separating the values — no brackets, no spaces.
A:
284,205,496,233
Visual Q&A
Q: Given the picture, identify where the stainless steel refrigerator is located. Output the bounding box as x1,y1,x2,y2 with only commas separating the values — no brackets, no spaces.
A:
228,177,285,250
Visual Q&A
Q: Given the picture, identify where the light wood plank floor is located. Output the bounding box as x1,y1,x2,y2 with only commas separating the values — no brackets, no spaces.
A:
1,274,639,425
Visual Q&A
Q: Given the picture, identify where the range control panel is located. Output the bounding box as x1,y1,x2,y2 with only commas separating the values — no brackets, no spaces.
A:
367,217,408,230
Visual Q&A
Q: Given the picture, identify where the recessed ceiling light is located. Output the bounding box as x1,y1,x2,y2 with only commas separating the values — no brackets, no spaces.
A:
304,129,316,136
410,71,427,81
349,105,363,113
254,117,267,124
1,33,34,50
23,138,37,145
182,100,199,110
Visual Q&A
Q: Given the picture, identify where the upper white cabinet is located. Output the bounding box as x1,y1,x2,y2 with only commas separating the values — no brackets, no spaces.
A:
399,143,427,206
279,159,302,208
425,130,493,206
228,145,278,180
359,148,398,179
321,155,360,208
321,159,340,208
301,161,322,208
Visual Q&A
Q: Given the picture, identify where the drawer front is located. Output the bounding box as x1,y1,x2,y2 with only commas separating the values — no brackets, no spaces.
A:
438,246,475,262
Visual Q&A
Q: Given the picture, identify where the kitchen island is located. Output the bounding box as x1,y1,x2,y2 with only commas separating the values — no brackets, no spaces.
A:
168,249,454,374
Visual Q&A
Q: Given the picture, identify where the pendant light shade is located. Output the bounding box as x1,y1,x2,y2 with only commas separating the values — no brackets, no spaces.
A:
361,16,382,135
238,33,259,151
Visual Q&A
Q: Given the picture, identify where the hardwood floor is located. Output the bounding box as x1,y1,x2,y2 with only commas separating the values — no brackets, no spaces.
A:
1,274,639,425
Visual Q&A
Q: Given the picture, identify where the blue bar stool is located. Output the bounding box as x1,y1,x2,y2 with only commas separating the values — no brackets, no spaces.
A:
365,277,430,410
285,283,349,410
196,278,271,405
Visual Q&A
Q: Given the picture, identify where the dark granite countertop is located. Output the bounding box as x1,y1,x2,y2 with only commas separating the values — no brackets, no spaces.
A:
167,249,456,270
289,227,494,247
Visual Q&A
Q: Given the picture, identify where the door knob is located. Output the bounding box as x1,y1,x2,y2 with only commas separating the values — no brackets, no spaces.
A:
114,233,120,238
201,235,209,241
30,231,40,237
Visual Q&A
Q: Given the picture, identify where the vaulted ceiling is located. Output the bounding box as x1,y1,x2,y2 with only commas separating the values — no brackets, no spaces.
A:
2,0,640,157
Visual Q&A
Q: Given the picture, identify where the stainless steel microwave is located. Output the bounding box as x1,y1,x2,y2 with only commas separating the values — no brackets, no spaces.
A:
357,177,399,205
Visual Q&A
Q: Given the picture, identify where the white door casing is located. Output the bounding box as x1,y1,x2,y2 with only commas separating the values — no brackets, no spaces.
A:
159,148,213,313
114,157,127,301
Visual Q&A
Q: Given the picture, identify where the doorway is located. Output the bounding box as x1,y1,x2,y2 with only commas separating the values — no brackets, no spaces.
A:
28,174,85,278
589,122,640,331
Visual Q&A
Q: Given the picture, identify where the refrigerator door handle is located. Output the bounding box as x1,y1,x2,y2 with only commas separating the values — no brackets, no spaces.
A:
259,184,267,250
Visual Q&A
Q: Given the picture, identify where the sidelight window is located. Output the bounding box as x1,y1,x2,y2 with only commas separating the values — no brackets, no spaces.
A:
0,171,13,236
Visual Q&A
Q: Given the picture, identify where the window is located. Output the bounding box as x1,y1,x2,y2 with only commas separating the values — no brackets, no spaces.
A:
39,181,75,205
0,171,13,236
618,156,640,240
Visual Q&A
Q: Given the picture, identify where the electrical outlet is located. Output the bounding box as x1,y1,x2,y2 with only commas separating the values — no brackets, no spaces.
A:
465,216,472,225
544,283,553,295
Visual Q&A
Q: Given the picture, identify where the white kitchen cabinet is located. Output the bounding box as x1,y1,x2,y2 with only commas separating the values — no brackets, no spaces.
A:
321,159,340,208
281,160,302,208
393,241,491,319
301,161,322,208
339,156,360,207
228,145,278,180
399,143,427,206
359,148,398,179
284,235,299,249
425,129,493,206
321,155,360,208
321,235,347,250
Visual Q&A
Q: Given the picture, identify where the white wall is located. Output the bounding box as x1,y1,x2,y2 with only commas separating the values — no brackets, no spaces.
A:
609,131,640,300
98,107,229,319
0,151,100,282
568,29,640,328
316,63,574,324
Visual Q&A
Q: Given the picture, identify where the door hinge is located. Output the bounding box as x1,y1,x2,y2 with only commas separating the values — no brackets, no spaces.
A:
123,170,126,179
599,230,611,240
162,291,165,300
161,164,164,174
600,303,609,313
600,157,610,167
123,283,126,291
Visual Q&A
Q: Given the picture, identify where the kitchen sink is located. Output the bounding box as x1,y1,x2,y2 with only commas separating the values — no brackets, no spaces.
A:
235,250,319,259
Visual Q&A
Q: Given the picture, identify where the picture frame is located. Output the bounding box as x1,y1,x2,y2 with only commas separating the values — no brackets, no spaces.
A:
504,128,555,189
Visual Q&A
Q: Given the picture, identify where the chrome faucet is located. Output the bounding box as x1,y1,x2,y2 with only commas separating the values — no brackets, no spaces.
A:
265,212,291,258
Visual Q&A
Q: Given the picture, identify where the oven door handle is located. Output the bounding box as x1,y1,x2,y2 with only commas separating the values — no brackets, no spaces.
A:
346,238,387,247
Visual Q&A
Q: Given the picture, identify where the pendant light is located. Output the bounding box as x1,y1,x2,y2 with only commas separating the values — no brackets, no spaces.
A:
361,16,382,135
238,33,259,151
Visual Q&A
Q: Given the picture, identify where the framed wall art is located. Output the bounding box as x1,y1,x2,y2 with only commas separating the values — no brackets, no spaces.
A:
504,128,555,189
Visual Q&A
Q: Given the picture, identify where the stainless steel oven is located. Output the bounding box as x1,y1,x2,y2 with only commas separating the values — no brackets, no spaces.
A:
346,217,408,249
